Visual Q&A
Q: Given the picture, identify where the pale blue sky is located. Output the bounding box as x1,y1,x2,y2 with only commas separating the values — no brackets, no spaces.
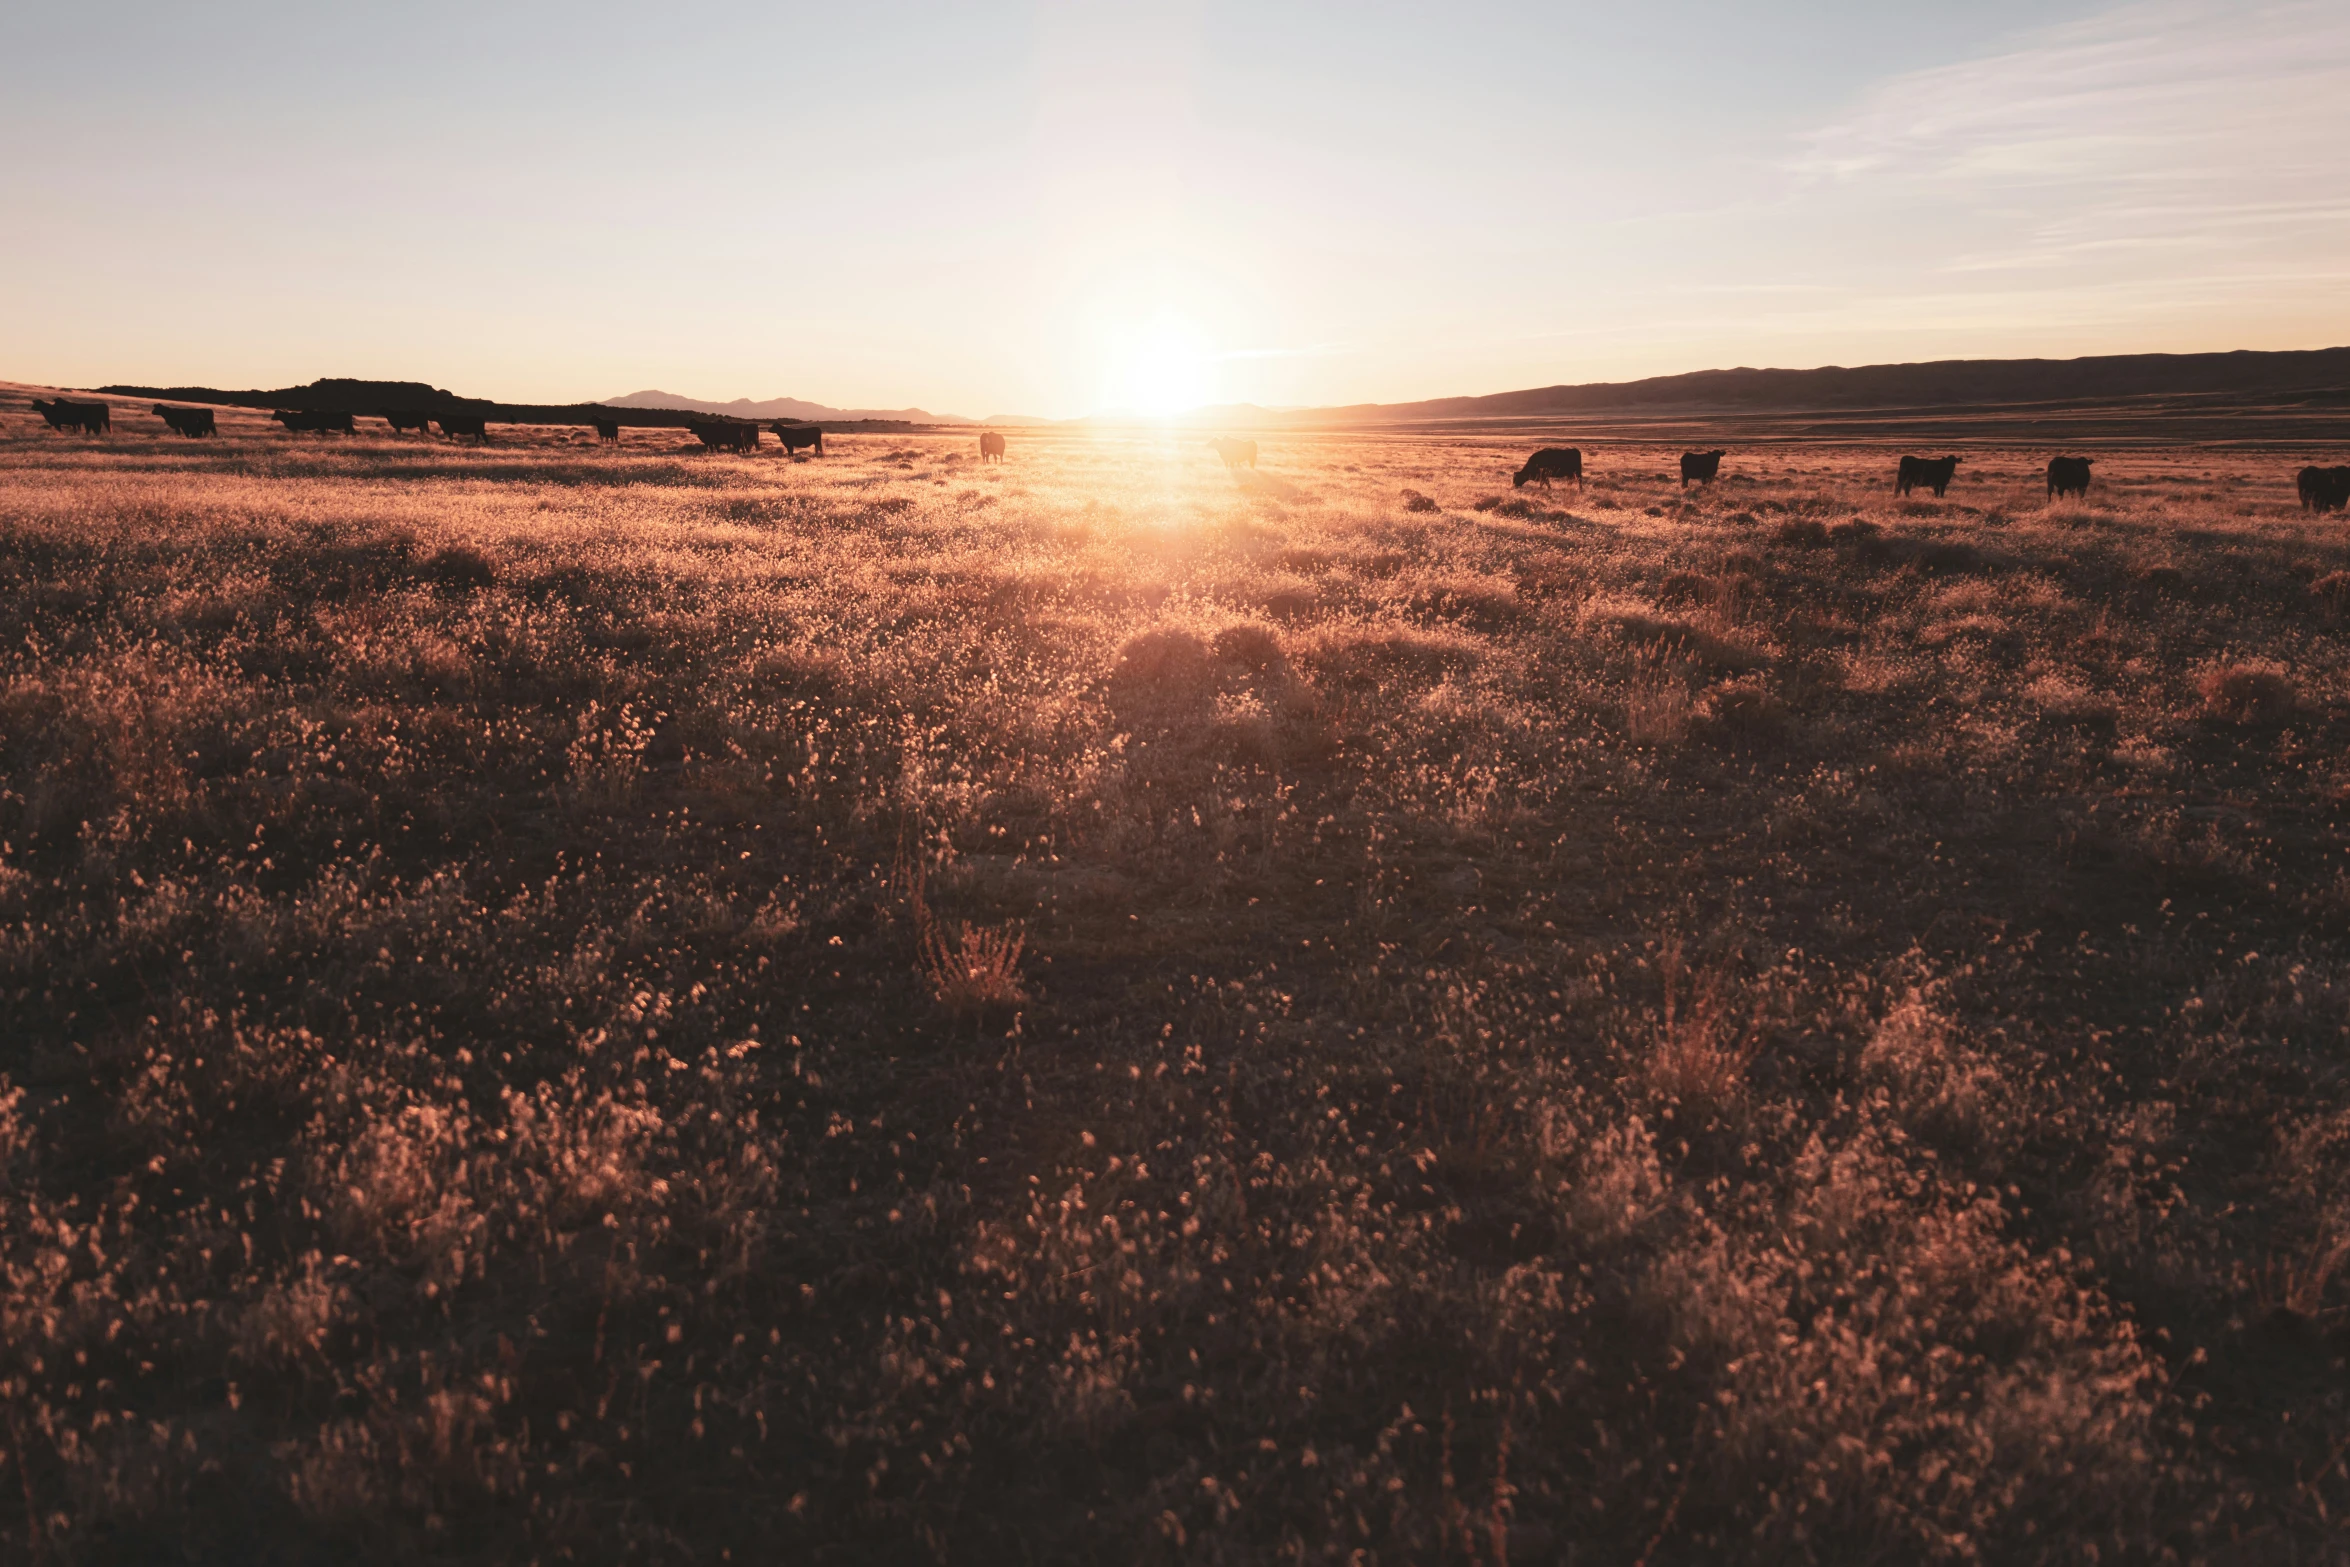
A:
4,1,2344,416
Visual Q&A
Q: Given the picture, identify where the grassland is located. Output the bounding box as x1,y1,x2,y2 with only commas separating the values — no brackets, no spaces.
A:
2,392,2347,1563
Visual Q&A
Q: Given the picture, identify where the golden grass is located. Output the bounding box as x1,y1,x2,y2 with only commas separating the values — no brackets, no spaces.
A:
2,391,2348,1561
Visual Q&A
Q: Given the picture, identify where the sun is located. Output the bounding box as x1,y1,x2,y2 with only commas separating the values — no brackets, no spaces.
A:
1105,315,1215,417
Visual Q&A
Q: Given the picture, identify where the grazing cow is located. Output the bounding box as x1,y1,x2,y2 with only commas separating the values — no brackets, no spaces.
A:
382,411,433,435
594,419,620,445
32,399,110,434
979,431,1006,463
1513,447,1583,490
1209,437,1257,469
1679,449,1726,487
2046,456,2094,500
438,415,488,443
691,419,759,453
273,409,355,434
1896,455,1961,498
769,422,823,456
2299,464,2350,514
152,404,216,437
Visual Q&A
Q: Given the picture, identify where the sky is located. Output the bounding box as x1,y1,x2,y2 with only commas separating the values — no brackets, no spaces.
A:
3,0,2346,418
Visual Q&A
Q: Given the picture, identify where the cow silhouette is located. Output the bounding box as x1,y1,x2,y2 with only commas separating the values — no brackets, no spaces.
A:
770,423,823,456
153,405,215,437
2046,456,2094,500
32,399,109,434
1896,456,1960,497
979,431,1006,463
594,419,620,445
1209,437,1257,469
1680,450,1725,487
2299,464,2350,513
1513,448,1582,489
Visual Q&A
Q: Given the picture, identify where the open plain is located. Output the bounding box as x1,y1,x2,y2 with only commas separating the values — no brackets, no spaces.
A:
2,390,2348,1562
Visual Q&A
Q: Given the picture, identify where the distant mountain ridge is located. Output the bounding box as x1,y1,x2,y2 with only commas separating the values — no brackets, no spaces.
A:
1220,347,2350,428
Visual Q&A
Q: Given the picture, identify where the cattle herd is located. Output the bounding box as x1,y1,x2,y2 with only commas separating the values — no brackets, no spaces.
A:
1498,443,2347,512
15,397,2350,510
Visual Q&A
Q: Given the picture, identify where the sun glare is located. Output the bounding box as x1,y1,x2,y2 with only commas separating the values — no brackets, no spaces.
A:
1105,315,1215,417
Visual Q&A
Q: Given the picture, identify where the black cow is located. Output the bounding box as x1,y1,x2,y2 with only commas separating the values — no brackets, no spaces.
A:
1210,437,1257,469
770,423,822,456
273,409,355,434
979,431,1006,463
2299,465,2350,514
1896,455,1960,498
594,419,621,445
2046,456,2094,500
152,404,216,437
438,415,488,443
1513,447,1583,490
32,399,110,434
383,411,433,435
1680,449,1726,487
692,419,759,453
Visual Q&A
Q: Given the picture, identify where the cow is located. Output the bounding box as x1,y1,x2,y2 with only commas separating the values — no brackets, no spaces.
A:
152,404,215,437
769,422,823,456
2299,464,2350,514
1680,449,1726,487
593,419,621,445
2046,456,2094,500
32,399,110,434
1210,437,1257,469
438,415,488,443
691,419,759,453
272,409,354,434
1513,447,1582,490
382,411,433,435
1896,455,1960,498
979,431,1006,463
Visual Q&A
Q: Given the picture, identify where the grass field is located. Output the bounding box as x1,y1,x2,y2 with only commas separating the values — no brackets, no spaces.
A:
3,392,2348,1563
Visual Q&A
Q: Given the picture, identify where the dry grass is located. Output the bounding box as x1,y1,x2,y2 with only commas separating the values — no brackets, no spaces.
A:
2,390,2348,1562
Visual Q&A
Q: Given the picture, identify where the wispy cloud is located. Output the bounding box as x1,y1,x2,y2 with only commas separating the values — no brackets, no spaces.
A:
1789,1,2350,277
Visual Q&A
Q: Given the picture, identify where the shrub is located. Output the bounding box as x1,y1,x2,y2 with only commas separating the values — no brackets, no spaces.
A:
1772,517,1829,548
1211,622,1286,673
2197,662,2298,724
423,544,497,591
1400,488,1441,513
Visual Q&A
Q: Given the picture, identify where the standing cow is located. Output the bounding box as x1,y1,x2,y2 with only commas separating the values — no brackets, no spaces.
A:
770,423,823,456
1209,437,1257,470
979,431,1006,463
383,411,433,435
594,419,621,445
1513,447,1583,489
152,404,216,437
691,419,757,452
1896,455,1961,498
2046,456,2094,500
2299,465,2350,513
1680,449,1726,487
32,399,110,434
438,415,488,443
